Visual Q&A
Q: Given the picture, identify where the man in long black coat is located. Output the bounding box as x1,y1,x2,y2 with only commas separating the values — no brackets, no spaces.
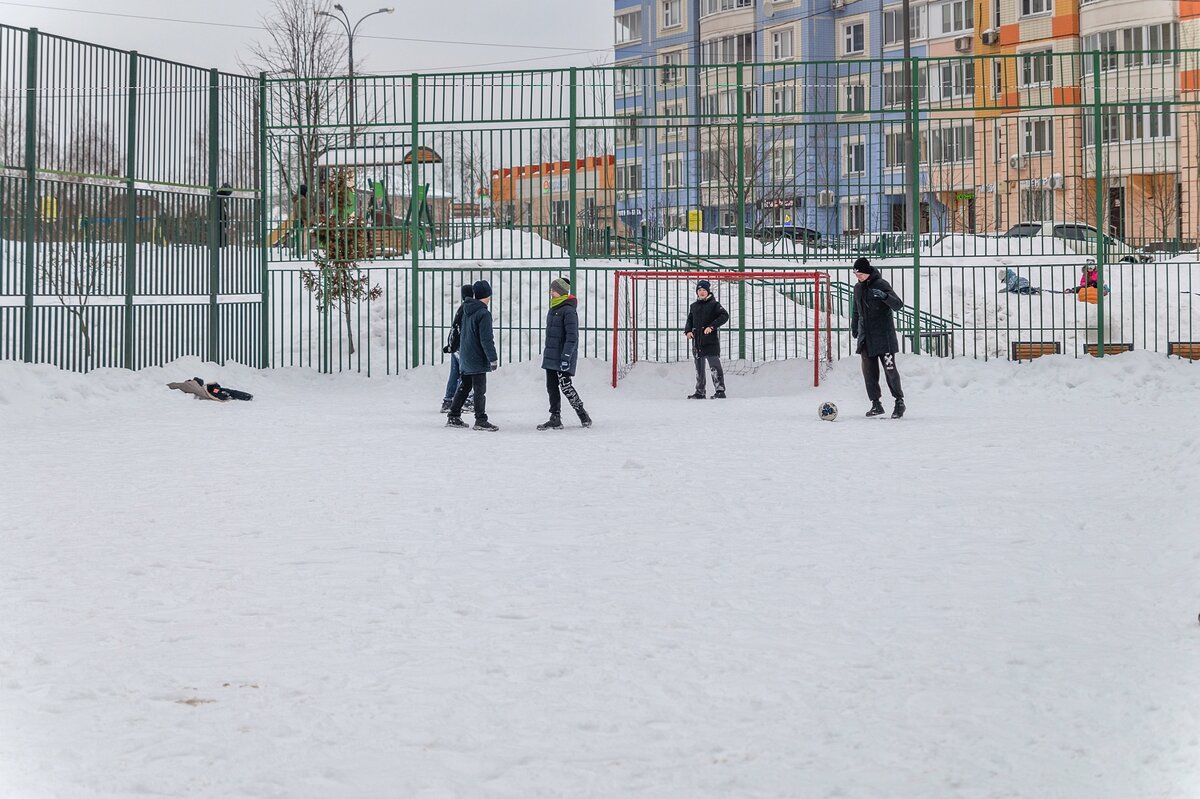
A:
850,257,906,418
684,279,731,399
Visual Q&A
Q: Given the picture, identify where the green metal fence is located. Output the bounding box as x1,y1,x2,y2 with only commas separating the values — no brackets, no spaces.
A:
1,21,1197,374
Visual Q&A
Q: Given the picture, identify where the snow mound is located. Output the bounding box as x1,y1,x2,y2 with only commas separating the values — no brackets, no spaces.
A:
432,229,567,260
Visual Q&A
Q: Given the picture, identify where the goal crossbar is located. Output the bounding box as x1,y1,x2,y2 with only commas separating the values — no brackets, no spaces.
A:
611,269,833,389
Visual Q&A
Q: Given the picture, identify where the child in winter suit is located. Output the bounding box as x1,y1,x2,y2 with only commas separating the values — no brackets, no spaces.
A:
441,284,476,413
684,279,731,399
446,280,500,431
537,277,592,430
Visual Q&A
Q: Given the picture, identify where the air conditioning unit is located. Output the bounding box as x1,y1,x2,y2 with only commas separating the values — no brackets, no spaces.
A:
1047,173,1065,190
817,190,837,207
981,29,1000,45
831,0,845,9
954,36,973,53
1008,154,1025,170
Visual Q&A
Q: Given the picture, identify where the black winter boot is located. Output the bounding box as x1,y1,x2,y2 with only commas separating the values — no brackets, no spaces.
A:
577,409,592,428
537,414,564,431
892,398,906,419
445,415,469,428
712,390,726,399
865,400,885,417
440,399,452,414
473,420,500,432
687,392,706,399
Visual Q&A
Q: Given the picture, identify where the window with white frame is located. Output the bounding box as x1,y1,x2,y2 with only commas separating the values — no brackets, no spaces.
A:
1020,188,1053,222
1082,24,1175,75
1019,49,1053,86
663,155,686,188
662,101,686,139
993,125,1002,162
660,50,684,85
843,82,866,113
615,10,643,45
771,145,795,182
940,0,973,34
1020,0,1050,16
615,162,642,196
1022,117,1053,154
992,59,1003,97
1083,105,1175,144
616,114,640,146
845,202,866,233
663,0,683,28
884,131,907,168
700,33,755,64
1147,23,1175,65
771,85,796,114
883,6,925,46
700,0,753,16
927,123,975,163
771,28,795,60
935,60,975,101
845,141,866,174
843,22,865,55
883,67,928,107
615,64,644,97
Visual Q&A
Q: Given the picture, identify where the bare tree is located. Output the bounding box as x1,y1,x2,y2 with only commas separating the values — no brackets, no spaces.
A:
1145,173,1180,249
38,245,118,364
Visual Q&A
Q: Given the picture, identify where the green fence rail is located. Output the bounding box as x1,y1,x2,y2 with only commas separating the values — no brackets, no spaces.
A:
0,21,1196,373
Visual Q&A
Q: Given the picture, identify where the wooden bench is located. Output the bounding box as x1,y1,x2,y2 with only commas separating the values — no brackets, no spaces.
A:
1085,342,1133,357
1167,342,1200,360
1010,341,1061,361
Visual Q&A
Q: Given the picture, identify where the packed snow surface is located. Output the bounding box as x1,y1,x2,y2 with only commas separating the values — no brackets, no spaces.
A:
1,354,1199,798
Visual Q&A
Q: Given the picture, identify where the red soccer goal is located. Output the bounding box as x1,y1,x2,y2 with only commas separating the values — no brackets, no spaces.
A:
611,270,834,388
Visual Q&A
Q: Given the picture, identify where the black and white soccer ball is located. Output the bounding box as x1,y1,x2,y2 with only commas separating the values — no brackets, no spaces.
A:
818,401,838,422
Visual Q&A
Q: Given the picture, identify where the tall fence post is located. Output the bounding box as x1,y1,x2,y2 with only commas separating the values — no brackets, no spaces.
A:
207,68,221,364
909,54,922,355
259,72,270,368
568,66,578,288
124,51,139,370
1092,50,1106,357
410,72,421,369
21,29,38,364
735,62,747,360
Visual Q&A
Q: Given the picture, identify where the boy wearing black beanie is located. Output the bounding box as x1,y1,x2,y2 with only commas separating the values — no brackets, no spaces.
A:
447,280,500,431
440,283,476,413
684,279,730,399
851,258,906,418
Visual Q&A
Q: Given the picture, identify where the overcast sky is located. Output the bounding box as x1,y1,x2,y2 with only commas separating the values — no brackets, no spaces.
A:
1,0,614,74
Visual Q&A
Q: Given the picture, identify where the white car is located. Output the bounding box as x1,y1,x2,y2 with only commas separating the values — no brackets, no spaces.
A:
1004,221,1152,262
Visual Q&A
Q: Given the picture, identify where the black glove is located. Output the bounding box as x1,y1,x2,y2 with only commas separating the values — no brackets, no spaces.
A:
490,360,498,371
870,288,887,301
442,345,450,354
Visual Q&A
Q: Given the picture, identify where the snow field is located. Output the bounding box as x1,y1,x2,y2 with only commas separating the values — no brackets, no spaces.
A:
1,353,1199,798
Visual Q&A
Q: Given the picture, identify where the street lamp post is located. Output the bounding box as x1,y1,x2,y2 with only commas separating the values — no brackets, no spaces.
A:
317,4,395,146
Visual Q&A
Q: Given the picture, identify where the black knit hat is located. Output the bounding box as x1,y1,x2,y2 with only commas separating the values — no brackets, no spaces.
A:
853,257,874,275
473,280,492,300
460,284,474,300
696,279,712,293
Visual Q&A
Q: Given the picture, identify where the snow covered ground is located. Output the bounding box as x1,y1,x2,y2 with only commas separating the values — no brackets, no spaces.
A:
2,353,1200,798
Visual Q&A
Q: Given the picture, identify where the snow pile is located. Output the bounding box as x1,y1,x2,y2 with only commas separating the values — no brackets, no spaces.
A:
659,231,769,257
1,355,1199,798
431,229,567,261
925,233,1079,259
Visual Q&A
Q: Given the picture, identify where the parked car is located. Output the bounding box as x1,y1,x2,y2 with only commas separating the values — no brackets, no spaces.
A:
1136,239,1198,255
754,224,822,245
1003,221,1152,262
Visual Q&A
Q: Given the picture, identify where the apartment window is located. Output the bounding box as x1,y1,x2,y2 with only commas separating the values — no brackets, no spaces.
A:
772,28,795,61
1022,118,1053,154
662,101,685,139
771,146,795,182
1020,0,1051,16
700,0,753,16
1148,23,1175,65
936,61,975,101
615,11,642,45
663,155,685,188
993,125,1002,162
845,142,866,174
1082,109,1120,145
843,22,865,55
701,33,756,64
615,65,643,97
616,114,640,146
844,83,866,113
845,203,866,233
1020,188,1053,222
940,0,973,34
1019,49,1053,87
1082,25,1176,75
1115,105,1175,142
992,59,1003,98
883,7,925,46
772,85,796,114
663,0,683,28
883,67,927,107
615,163,642,195
927,123,974,163
884,131,907,168
661,51,683,85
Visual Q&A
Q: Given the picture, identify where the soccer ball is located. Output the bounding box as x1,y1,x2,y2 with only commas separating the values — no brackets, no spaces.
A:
818,401,838,422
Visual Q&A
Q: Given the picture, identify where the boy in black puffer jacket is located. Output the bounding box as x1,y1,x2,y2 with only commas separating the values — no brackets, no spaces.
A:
850,257,906,418
537,277,592,430
441,283,476,413
684,279,730,399
446,280,500,431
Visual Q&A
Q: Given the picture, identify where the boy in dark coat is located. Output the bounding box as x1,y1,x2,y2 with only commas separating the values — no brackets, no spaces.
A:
850,257,906,418
441,284,476,413
446,280,500,431
684,279,730,399
537,277,592,430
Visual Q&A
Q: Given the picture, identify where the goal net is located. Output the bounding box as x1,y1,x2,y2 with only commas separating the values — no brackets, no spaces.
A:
611,270,834,388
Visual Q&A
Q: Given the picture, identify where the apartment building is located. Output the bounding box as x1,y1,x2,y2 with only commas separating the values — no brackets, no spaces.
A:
615,0,1192,243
